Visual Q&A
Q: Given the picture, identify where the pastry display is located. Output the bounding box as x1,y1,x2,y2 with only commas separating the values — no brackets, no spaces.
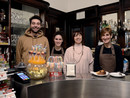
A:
96,70,106,75
27,44,47,79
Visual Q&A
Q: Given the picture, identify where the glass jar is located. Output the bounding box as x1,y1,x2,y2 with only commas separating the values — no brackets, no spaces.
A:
27,63,47,79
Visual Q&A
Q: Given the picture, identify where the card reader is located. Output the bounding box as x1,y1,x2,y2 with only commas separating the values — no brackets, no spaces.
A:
14,72,30,83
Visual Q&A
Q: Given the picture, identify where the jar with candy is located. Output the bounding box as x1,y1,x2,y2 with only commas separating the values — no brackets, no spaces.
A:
47,56,63,77
27,44,47,79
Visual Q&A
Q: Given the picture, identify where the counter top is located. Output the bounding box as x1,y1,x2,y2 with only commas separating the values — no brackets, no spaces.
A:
11,73,130,98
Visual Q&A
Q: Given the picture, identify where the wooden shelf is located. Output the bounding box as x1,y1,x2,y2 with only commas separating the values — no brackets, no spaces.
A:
0,32,8,35
0,44,10,46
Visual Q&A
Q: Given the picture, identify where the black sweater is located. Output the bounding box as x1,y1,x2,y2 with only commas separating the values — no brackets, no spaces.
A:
94,44,123,72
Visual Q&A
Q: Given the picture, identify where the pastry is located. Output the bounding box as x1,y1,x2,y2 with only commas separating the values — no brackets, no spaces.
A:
96,70,106,75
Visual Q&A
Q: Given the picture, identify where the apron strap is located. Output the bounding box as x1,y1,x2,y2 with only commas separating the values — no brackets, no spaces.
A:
61,47,64,55
51,47,64,56
100,44,115,55
111,45,115,55
51,47,55,56
100,45,104,54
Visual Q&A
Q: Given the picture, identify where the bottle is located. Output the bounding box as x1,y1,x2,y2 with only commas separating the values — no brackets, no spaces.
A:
123,58,128,73
99,22,102,31
118,20,121,29
2,26,6,33
0,24,2,32
102,20,109,28
117,19,124,36
0,9,5,21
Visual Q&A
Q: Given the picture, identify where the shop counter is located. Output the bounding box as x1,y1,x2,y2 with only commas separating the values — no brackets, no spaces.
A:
11,73,130,98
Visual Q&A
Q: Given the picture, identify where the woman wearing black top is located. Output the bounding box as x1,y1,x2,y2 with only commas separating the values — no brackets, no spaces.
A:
51,31,65,59
94,27,123,72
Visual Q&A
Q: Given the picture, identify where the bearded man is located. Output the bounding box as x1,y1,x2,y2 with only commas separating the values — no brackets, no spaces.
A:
16,15,50,65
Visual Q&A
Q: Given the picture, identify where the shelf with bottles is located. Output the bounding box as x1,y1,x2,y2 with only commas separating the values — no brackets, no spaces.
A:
0,2,10,46
0,25,10,46
0,0,9,23
0,6,8,23
0,39,10,46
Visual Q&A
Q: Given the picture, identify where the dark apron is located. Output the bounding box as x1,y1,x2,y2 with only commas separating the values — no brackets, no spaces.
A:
99,45,116,72
51,47,64,60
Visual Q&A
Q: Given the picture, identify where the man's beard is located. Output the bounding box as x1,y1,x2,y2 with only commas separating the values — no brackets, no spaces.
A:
31,27,41,34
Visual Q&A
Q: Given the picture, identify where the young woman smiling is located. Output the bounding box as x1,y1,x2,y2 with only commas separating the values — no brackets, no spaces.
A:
51,31,65,59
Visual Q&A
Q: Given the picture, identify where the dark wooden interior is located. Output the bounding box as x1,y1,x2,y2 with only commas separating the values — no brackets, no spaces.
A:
1,0,130,66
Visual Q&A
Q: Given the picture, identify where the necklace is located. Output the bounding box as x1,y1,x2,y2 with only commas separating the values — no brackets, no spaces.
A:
74,49,82,54
73,45,83,64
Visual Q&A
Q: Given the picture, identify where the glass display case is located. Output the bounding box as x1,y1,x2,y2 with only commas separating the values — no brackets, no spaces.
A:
125,31,130,47
124,10,130,48
11,4,40,65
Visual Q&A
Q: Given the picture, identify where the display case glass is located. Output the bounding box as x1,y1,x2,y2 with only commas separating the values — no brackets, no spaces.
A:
11,4,40,65
124,10,130,47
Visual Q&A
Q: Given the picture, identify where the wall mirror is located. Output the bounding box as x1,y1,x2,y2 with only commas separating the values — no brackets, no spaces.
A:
101,13,118,44
125,10,130,22
102,13,118,31
102,13,118,23
124,10,130,30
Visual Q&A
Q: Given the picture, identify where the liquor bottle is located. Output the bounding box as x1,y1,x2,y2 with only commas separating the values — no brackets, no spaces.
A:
118,20,121,29
117,19,124,36
0,24,2,32
0,9,5,21
2,26,6,33
102,20,109,28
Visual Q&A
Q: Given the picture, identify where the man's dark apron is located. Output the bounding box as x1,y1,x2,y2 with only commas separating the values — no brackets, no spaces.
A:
51,47,64,59
99,45,116,72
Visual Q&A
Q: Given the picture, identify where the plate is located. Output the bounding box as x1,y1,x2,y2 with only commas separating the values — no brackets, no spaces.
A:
109,72,126,78
90,71,109,77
